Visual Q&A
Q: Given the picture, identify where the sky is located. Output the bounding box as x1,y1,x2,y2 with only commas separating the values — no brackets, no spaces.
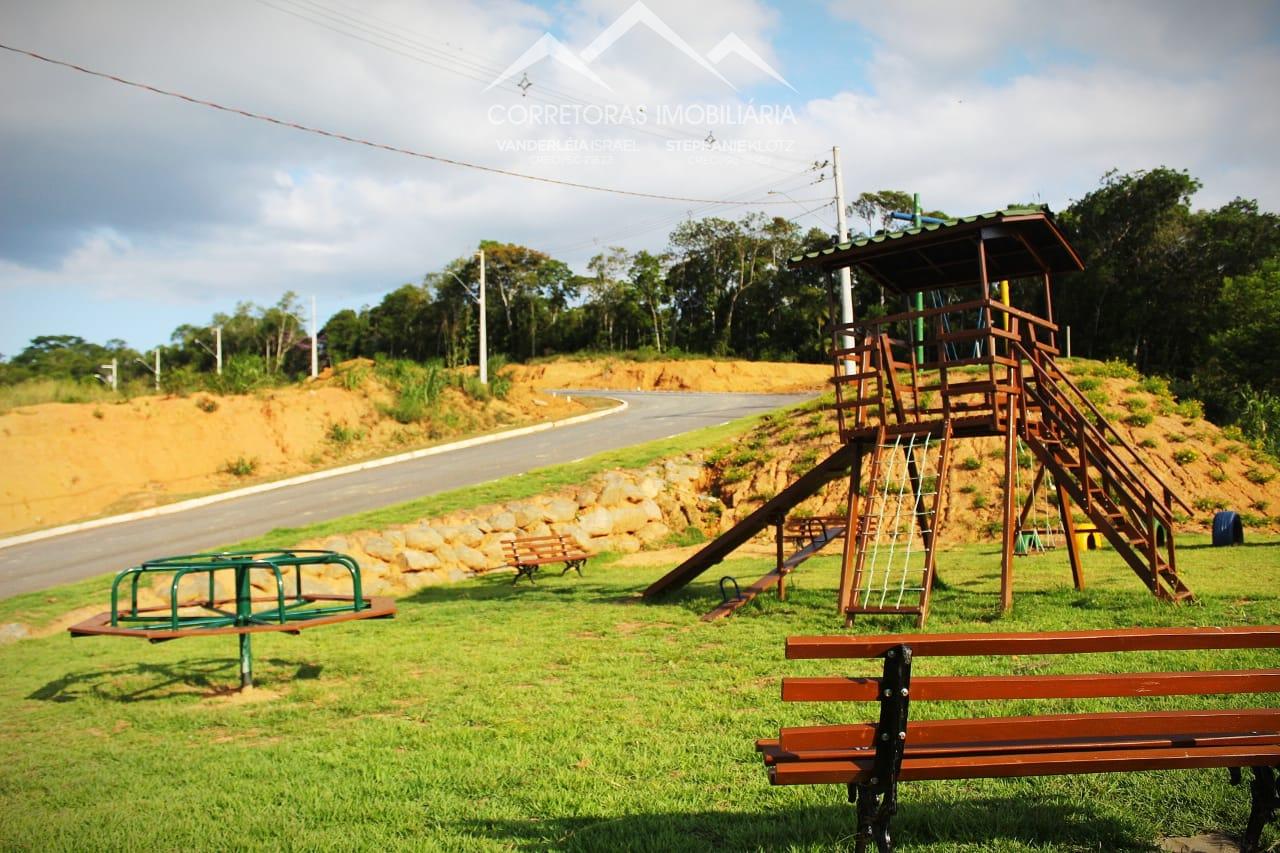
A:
1,0,1279,357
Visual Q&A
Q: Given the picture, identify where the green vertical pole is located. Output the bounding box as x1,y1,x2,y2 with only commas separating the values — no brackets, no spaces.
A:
236,564,253,689
240,633,252,689
913,193,924,363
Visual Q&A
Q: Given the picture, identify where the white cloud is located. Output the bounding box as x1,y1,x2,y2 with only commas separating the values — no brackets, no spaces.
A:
0,0,1276,355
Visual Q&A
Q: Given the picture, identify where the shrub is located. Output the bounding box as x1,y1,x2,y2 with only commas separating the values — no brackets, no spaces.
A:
1174,398,1205,420
1167,433,1186,443
1245,467,1275,485
971,494,989,510
1076,377,1101,392
1211,451,1230,463
1137,376,1172,397
665,525,706,547
1085,389,1110,408
1123,397,1148,411
1139,437,1159,449
1123,411,1153,427
1209,469,1228,483
213,354,272,394
1252,500,1270,513
196,397,219,413
223,456,258,477
1016,450,1033,469
1096,359,1138,379
960,456,983,471
487,355,513,400
1193,497,1221,512
326,422,363,446
721,466,750,485
1172,449,1198,465
337,364,369,391
958,484,977,494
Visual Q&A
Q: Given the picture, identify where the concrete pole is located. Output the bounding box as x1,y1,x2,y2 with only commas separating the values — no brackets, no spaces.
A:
214,326,223,375
478,249,488,385
831,146,854,373
154,348,161,392
310,295,319,379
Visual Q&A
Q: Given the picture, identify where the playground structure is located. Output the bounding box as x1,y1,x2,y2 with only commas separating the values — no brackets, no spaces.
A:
645,205,1194,625
69,549,395,688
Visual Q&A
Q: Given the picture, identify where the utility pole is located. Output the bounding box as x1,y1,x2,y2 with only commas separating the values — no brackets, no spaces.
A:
214,326,223,375
98,358,118,392
478,249,487,385
135,350,160,392
310,295,319,379
831,146,854,374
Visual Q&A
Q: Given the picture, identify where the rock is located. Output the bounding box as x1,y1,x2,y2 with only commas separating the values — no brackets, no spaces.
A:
575,488,599,508
611,503,649,534
0,623,31,645
322,536,350,553
553,523,592,551
598,484,629,507
525,522,553,538
638,477,664,499
401,571,445,591
435,544,458,567
488,511,517,532
587,535,613,554
384,530,406,548
636,521,670,546
510,503,541,529
455,545,489,571
543,496,579,523
362,575,396,596
359,558,392,579
405,527,445,551
456,524,485,547
579,506,614,536
639,498,663,521
612,534,641,553
361,536,396,562
446,567,468,582
397,549,441,572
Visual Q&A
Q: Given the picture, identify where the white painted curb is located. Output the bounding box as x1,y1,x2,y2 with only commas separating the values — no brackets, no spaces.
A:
0,397,627,552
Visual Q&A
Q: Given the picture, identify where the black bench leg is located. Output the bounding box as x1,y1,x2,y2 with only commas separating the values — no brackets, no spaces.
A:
559,559,585,578
513,565,536,585
850,783,895,853
1243,765,1278,853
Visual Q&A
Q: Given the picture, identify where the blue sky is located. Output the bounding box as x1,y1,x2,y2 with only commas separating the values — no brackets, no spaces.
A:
1,0,1278,359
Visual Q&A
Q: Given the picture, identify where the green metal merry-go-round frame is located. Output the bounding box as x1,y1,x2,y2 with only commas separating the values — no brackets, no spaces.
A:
69,549,395,689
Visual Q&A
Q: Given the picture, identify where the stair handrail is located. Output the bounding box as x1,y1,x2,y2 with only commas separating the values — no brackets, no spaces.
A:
1023,366,1176,551
1013,341,1193,516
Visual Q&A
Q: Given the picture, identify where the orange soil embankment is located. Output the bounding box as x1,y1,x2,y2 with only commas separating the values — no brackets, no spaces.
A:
510,358,828,393
0,358,822,537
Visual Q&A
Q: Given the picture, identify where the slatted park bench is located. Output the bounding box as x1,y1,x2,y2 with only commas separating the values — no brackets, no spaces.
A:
503,534,588,585
756,626,1280,852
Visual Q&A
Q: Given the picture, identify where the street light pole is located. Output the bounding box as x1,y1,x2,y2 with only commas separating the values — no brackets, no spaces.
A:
832,145,854,375
478,249,487,385
214,326,222,375
310,295,319,379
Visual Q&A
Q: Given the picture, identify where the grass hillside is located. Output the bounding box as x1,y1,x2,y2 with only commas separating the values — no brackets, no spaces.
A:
704,358,1280,541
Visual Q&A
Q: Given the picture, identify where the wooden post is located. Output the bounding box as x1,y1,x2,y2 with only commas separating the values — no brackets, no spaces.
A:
999,390,1019,612
836,442,867,616
1057,480,1085,590
775,517,787,600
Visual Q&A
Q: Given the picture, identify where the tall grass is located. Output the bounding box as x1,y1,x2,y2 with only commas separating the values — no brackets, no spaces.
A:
0,378,125,413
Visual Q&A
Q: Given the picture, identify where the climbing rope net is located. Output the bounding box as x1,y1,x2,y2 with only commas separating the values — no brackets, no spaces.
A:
856,432,942,609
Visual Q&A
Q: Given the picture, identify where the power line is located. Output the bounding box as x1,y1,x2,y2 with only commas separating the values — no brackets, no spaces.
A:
0,42,822,207
253,0,820,172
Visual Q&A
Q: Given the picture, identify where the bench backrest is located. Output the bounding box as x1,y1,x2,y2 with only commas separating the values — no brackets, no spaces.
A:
782,626,1280,705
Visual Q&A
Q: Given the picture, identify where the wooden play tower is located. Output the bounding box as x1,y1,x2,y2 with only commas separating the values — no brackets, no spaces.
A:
645,206,1193,625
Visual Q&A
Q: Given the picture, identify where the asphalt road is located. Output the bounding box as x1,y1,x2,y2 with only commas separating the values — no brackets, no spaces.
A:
0,391,812,599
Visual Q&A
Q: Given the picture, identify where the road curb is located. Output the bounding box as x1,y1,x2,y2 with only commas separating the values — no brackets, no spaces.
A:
0,397,627,552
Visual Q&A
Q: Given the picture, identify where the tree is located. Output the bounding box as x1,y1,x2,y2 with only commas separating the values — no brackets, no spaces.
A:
629,250,671,351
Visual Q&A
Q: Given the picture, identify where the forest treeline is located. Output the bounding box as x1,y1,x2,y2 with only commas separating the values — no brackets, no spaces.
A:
3,167,1279,448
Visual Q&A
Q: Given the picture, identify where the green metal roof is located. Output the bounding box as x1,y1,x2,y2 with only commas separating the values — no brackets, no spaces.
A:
789,205,1049,265
787,204,1083,293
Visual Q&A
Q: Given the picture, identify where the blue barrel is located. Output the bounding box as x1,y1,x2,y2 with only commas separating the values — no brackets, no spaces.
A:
1212,511,1243,547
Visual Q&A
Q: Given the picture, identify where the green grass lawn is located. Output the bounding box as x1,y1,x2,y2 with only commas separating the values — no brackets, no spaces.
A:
1,535,1277,851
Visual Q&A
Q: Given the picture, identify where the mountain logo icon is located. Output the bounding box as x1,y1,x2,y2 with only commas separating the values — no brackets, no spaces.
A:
485,2,795,93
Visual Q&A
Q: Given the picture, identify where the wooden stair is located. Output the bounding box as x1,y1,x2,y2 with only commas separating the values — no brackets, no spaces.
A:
1016,345,1193,602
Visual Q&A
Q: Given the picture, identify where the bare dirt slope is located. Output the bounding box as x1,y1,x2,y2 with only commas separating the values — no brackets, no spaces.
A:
510,357,828,392
0,357,824,536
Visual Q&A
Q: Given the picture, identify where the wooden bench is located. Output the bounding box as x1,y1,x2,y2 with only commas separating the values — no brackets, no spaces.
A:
756,626,1280,852
502,535,588,585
